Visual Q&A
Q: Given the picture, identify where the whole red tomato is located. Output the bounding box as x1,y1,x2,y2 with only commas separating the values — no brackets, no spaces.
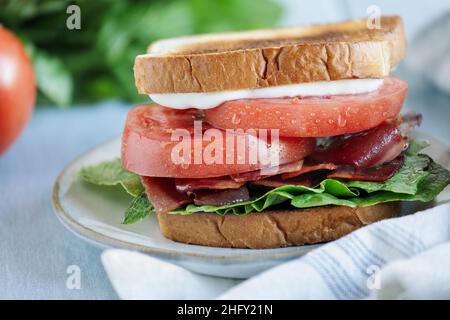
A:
0,27,36,155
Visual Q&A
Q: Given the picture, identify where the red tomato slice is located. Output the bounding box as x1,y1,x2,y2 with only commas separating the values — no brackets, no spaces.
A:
122,105,315,178
204,77,407,137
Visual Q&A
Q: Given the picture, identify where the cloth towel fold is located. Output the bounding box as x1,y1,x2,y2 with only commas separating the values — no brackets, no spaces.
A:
101,202,450,299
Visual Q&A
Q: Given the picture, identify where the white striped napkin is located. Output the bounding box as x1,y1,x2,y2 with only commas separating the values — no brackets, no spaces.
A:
102,202,450,300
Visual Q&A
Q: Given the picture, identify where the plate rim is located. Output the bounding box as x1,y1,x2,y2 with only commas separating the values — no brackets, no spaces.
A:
51,140,316,262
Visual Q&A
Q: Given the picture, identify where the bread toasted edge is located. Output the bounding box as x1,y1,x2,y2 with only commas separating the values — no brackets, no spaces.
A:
156,202,401,249
147,16,404,56
134,16,406,93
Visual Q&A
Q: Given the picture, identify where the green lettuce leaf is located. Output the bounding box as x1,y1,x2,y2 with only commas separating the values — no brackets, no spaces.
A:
79,159,144,197
352,159,450,206
123,191,153,224
406,139,430,156
32,50,73,107
171,179,359,215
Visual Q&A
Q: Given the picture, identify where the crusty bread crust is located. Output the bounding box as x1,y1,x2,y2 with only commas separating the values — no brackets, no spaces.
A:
135,16,406,93
156,202,400,248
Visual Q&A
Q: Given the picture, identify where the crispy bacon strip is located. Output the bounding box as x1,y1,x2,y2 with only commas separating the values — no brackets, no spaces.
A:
312,122,406,169
230,160,304,182
141,177,191,214
312,114,421,170
175,177,244,192
191,186,250,206
251,176,313,188
328,155,404,182
281,162,337,180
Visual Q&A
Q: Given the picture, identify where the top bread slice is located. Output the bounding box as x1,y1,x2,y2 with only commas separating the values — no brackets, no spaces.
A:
134,16,406,94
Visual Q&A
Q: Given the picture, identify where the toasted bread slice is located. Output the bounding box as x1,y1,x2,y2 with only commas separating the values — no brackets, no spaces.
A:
156,202,400,249
135,16,406,94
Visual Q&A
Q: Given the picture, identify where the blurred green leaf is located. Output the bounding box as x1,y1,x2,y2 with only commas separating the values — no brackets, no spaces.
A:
33,50,73,107
0,0,69,21
0,0,282,106
80,158,144,197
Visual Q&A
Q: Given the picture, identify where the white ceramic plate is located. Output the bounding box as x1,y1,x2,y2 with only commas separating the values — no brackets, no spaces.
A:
52,131,450,279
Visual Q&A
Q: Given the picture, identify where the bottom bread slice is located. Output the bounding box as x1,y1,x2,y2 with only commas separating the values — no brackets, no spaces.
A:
156,202,401,249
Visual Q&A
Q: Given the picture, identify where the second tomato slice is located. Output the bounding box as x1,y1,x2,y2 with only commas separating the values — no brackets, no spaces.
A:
204,77,407,137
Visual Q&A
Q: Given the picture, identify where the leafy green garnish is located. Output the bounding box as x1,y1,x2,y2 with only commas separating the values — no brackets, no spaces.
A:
123,192,153,224
79,159,143,197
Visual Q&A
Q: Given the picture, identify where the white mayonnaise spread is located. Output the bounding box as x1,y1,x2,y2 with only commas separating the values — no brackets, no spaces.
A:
149,78,384,109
